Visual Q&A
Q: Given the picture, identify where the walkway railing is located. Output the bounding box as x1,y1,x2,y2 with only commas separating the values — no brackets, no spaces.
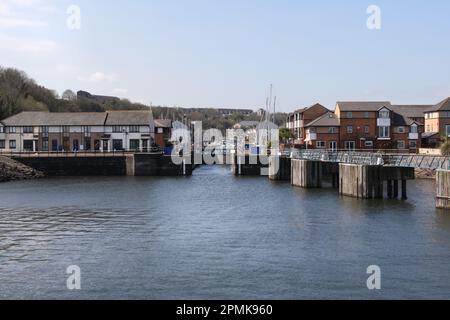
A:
291,150,450,170
0,149,163,158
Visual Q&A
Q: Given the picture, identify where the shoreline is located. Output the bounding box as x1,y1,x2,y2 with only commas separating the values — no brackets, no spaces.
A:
0,156,44,183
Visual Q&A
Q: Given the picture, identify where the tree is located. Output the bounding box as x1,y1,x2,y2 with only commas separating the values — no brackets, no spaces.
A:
279,128,292,143
62,89,76,101
441,136,450,156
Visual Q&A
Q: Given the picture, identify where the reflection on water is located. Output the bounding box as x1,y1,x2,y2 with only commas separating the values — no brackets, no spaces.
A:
0,166,450,299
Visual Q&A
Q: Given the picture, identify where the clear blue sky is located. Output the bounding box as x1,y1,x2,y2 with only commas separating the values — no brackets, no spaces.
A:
1,0,449,111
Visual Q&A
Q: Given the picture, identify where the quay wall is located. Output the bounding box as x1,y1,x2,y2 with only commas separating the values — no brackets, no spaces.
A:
12,154,192,177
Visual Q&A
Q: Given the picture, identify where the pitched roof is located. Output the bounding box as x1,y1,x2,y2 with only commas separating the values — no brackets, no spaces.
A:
305,112,340,127
1,112,107,126
425,97,450,113
154,119,172,128
293,103,327,114
336,101,392,112
391,105,430,119
105,110,153,126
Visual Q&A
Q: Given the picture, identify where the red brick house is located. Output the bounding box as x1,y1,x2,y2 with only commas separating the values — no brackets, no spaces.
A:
304,112,340,150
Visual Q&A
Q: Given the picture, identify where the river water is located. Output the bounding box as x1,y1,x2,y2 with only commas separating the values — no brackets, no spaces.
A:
0,165,450,299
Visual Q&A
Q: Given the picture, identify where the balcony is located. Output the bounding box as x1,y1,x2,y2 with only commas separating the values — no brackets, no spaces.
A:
409,133,419,140
377,118,391,127
294,120,305,129
306,133,317,141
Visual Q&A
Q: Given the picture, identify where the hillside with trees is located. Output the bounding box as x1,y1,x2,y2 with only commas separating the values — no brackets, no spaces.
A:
0,67,287,131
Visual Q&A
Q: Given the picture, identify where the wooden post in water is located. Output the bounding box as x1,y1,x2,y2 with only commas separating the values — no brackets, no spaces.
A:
402,180,407,200
387,180,393,199
291,159,322,188
394,180,399,199
436,170,450,209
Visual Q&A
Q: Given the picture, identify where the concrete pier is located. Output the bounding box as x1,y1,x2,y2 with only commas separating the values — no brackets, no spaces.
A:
232,155,268,176
436,170,450,209
339,164,414,199
13,153,193,177
268,156,291,181
291,159,322,188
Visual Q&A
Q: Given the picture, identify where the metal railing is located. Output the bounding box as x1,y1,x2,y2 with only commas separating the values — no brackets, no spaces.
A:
0,149,163,158
290,149,450,170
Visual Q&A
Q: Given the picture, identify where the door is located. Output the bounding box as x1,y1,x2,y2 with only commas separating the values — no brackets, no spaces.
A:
52,140,58,151
63,138,70,151
329,141,337,151
142,139,148,152
345,141,356,151
102,140,109,152
73,139,79,151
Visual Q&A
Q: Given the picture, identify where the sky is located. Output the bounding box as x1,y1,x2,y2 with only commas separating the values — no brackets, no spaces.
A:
0,0,449,112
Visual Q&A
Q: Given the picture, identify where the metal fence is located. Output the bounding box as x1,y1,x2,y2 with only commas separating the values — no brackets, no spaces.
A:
291,150,450,170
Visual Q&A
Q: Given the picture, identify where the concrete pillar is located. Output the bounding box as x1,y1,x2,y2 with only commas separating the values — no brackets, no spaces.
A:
292,160,322,188
436,170,450,208
402,180,408,200
269,156,291,181
387,180,393,199
339,164,382,199
394,180,399,199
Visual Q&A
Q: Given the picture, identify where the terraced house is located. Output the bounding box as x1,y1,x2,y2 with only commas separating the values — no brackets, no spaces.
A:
286,100,436,151
335,102,426,151
0,110,155,153
286,103,329,145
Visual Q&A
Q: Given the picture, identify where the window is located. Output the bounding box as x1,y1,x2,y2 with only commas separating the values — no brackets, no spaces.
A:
364,126,370,134
113,139,123,150
446,125,450,137
346,112,353,119
410,125,418,134
397,140,406,149
83,126,91,137
23,140,33,151
62,126,70,137
345,141,356,151
347,126,353,134
42,126,49,138
365,141,374,148
410,141,417,149
328,127,337,134
130,139,140,150
397,127,405,133
0,126,4,133
129,126,140,133
364,112,370,118
379,126,390,138
42,140,49,151
0,140,5,149
316,141,326,149
7,127,16,133
9,140,16,149
113,126,123,133
23,127,33,133
379,110,390,119
157,128,164,134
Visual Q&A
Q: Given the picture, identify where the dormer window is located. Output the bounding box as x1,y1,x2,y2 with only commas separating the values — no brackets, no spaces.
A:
379,109,390,119
410,124,418,134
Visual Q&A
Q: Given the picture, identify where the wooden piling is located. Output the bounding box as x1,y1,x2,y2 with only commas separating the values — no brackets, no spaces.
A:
292,159,322,188
436,170,450,209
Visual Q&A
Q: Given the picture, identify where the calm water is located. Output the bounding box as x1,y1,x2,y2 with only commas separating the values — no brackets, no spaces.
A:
1,165,450,299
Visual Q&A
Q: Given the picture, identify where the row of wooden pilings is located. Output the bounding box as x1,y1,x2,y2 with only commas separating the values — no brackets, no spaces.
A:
268,157,448,205
236,155,450,209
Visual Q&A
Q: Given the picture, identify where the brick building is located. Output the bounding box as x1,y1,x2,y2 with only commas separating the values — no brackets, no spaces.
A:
286,103,329,145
